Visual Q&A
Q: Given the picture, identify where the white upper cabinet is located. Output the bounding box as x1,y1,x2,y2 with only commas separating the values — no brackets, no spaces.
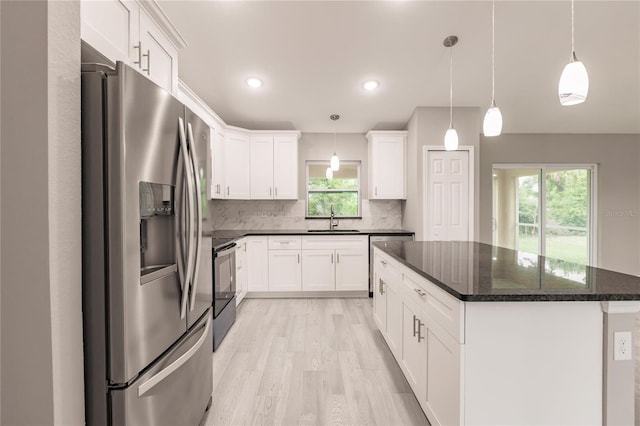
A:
249,133,299,200
81,0,186,94
138,8,179,93
210,126,226,199
273,135,299,199
224,131,251,199
81,0,139,64
250,136,275,199
367,131,407,200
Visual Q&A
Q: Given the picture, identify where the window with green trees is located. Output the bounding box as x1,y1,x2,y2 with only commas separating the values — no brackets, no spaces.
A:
492,165,596,268
307,162,361,218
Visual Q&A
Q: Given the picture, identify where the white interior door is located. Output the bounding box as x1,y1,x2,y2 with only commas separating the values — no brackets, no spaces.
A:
426,150,470,241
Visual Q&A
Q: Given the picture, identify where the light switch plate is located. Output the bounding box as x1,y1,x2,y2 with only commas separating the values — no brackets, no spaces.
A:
614,331,632,361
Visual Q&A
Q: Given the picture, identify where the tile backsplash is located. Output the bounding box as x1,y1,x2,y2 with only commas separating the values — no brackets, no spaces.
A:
209,199,402,230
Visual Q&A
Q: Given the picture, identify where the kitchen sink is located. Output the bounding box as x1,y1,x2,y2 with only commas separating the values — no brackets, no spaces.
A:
306,229,361,233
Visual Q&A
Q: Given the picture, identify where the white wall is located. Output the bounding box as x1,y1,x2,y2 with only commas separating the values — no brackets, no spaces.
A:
401,106,481,240
1,1,84,424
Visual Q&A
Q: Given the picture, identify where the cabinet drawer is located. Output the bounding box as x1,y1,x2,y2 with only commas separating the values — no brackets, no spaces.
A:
375,253,402,285
402,270,464,343
268,236,301,250
302,235,367,250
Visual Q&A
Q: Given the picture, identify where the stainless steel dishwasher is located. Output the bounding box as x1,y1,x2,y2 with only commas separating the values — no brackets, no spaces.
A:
369,233,414,296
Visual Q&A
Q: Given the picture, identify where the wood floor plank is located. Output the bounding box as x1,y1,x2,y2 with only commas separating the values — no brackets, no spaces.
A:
205,298,430,426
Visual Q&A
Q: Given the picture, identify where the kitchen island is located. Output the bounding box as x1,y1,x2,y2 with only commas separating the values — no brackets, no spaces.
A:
372,240,640,426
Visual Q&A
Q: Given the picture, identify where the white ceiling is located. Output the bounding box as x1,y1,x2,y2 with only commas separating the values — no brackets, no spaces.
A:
160,1,640,134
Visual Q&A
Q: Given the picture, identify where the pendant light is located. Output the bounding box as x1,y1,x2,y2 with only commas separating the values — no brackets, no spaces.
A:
443,35,459,151
483,0,503,137
330,114,340,171
558,0,589,105
325,167,333,179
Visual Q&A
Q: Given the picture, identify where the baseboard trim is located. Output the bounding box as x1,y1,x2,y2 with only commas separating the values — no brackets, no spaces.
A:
246,291,368,299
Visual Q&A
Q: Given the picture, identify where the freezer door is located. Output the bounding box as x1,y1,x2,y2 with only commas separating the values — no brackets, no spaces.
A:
185,108,213,329
106,62,187,384
111,311,213,426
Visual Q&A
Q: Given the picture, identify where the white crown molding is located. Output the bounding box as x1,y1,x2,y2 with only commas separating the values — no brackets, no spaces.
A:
365,130,408,139
138,0,188,49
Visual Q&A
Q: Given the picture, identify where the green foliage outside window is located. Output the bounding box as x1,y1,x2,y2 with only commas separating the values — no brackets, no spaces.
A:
307,163,360,217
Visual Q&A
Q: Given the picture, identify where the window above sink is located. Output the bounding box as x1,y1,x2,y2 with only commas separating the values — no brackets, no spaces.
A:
306,161,361,219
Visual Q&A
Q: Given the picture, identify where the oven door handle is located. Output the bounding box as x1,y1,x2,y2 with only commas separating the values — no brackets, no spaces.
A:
178,117,194,319
187,122,203,312
215,245,237,258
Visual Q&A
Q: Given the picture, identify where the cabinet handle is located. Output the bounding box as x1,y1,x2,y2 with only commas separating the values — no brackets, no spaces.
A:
142,49,150,75
337,253,340,263
331,253,334,264
275,187,278,197
298,253,300,264
379,278,384,295
270,187,272,197
413,315,418,337
375,186,378,196
133,42,143,68
417,319,424,342
413,288,426,298
227,186,229,196
380,260,387,266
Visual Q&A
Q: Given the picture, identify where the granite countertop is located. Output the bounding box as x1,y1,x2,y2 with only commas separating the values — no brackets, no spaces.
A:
373,240,640,302
207,229,415,239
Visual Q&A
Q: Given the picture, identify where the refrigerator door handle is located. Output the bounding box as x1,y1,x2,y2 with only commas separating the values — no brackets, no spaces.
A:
137,314,211,397
187,122,203,311
178,117,195,319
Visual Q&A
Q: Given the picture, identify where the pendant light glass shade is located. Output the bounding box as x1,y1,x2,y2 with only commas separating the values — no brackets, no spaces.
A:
559,0,588,106
483,103,503,137
330,153,340,171
559,53,589,105
483,0,503,137
325,167,333,179
444,127,459,151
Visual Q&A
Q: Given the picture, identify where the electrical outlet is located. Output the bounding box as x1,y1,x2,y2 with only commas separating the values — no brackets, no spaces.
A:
261,210,267,218
614,331,632,361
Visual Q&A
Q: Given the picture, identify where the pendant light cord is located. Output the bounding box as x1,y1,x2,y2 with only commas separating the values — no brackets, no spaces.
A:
571,0,575,57
449,44,454,128
491,0,495,104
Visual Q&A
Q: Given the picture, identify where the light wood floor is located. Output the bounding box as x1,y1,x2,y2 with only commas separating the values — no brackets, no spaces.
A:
203,298,430,426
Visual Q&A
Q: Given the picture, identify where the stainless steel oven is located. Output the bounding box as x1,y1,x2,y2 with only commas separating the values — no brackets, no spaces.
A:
212,239,237,350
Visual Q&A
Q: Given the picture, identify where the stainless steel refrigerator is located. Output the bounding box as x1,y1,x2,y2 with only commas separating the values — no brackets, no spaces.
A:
82,62,213,425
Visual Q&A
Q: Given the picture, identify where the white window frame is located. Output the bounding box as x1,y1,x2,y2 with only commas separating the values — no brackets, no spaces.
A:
305,160,362,219
492,163,598,266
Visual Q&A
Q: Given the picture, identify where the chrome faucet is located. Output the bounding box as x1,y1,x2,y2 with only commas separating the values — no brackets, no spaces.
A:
329,204,339,231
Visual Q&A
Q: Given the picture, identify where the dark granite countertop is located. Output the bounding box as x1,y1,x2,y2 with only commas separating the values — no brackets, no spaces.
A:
207,229,414,239
373,241,640,302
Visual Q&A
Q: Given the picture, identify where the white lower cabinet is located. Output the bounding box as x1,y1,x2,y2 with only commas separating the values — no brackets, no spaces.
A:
385,281,403,359
335,249,367,291
301,250,335,291
372,272,387,332
401,301,427,402
374,248,462,426
247,236,268,291
235,238,248,304
425,322,461,426
268,250,302,291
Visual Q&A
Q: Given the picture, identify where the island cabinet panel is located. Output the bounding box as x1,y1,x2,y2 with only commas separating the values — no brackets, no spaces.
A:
372,272,387,332
385,280,403,360
401,300,427,402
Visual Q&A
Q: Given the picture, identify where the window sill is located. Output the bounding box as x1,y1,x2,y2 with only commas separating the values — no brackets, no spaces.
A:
305,216,362,220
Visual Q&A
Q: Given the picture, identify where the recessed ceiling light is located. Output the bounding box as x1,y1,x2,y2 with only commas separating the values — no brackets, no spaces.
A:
246,77,263,88
363,80,379,91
